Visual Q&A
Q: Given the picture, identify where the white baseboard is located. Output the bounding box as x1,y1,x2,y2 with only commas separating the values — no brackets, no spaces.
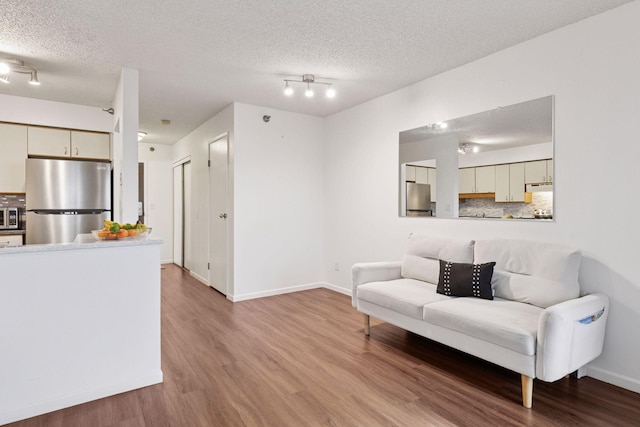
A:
189,270,209,286
323,282,351,296
160,259,174,265
0,371,163,426
585,365,640,394
229,282,327,302
228,282,351,302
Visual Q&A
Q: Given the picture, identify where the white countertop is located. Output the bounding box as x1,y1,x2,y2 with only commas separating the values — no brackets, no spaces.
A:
0,233,162,255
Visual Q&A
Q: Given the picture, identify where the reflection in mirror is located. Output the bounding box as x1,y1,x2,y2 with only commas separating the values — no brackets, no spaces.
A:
399,96,554,221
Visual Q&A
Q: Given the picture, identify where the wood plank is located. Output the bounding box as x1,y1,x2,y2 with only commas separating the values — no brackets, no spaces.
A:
459,192,495,199
7,264,640,426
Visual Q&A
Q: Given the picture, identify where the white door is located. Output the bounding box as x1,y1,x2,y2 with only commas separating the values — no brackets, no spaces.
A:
172,165,183,267
209,136,228,295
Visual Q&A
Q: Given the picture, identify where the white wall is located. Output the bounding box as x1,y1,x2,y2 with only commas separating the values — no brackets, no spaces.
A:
232,104,325,300
172,104,234,286
0,93,112,131
111,68,140,223
139,143,173,263
323,2,640,393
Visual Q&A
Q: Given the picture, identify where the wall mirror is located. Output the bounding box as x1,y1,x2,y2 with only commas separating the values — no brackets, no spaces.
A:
399,95,554,221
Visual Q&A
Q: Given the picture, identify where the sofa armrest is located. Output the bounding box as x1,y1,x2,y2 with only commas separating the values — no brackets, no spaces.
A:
351,262,402,308
536,293,609,382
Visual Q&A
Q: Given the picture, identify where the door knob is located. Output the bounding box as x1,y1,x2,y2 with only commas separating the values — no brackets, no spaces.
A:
219,213,227,219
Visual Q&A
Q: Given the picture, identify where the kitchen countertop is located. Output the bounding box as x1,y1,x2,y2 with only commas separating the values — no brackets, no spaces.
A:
0,234,162,254
0,229,26,235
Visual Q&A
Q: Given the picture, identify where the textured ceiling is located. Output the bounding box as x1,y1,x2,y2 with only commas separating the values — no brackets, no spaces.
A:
400,96,553,151
0,0,632,145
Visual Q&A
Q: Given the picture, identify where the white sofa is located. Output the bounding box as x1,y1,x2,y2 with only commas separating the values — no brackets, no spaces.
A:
352,234,609,408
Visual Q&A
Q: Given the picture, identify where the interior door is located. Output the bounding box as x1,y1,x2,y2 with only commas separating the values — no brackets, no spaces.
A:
209,135,228,295
172,165,183,267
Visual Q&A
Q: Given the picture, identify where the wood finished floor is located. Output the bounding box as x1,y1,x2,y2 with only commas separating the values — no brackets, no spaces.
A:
9,264,640,426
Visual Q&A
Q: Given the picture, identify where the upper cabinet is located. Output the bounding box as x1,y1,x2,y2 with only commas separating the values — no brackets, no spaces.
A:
0,123,28,192
524,160,553,184
475,165,496,193
495,163,526,202
458,168,475,193
459,166,495,193
71,131,111,160
28,127,70,157
27,127,110,160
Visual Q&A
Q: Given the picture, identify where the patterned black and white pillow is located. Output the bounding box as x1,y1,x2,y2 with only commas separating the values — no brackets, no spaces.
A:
436,260,496,300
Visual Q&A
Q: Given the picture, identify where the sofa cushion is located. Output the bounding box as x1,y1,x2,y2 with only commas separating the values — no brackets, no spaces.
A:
358,278,453,320
423,298,543,355
474,240,581,308
437,260,495,300
401,234,475,284
491,270,578,308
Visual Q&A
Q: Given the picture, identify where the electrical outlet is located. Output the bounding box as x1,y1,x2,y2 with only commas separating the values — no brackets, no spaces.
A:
334,262,340,271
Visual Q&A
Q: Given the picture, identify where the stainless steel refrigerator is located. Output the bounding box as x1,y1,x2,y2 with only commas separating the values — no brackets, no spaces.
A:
26,158,111,244
406,182,432,217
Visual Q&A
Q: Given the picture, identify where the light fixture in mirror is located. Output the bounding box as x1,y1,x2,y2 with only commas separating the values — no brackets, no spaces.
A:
399,96,554,220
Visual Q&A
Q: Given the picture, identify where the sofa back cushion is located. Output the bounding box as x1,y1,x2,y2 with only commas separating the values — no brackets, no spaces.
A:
474,239,581,308
401,234,475,284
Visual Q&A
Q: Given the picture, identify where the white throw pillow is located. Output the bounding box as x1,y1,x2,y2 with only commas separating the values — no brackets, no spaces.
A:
491,270,580,308
401,234,475,284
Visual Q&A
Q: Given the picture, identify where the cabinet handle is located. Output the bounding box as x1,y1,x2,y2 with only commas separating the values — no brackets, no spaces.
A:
64,146,68,155
75,147,79,156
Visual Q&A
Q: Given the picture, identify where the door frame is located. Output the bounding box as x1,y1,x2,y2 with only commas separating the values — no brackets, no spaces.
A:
208,133,230,295
172,156,191,268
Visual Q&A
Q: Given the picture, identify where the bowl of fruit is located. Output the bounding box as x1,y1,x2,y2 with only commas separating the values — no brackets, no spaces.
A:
92,220,151,240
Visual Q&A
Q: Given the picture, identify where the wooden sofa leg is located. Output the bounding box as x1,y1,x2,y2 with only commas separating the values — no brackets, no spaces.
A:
364,314,370,336
521,375,533,408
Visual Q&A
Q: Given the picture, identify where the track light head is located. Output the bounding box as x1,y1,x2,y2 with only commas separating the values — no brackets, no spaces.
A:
284,81,293,96
29,70,40,86
326,86,336,98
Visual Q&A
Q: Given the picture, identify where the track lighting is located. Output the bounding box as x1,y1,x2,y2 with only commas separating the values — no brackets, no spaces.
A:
458,143,479,154
0,58,41,86
283,74,335,99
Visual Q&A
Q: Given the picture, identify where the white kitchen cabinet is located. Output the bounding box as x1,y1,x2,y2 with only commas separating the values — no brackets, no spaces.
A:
405,165,416,182
525,159,553,183
28,127,71,157
0,123,28,192
415,167,429,184
71,131,110,160
525,160,547,184
427,167,437,202
459,168,475,193
475,165,496,193
0,234,23,247
495,163,525,202
509,162,525,202
28,127,110,160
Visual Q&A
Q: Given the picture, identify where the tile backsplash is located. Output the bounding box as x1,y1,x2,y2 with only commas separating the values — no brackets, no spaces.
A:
458,192,553,218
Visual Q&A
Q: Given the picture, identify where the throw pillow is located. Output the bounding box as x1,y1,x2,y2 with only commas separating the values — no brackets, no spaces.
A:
437,260,496,300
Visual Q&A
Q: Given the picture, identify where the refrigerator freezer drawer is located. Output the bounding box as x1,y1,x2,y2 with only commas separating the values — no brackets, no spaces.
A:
26,211,110,245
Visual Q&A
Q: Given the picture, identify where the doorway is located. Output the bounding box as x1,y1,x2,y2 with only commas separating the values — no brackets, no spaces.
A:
208,135,228,295
173,159,192,269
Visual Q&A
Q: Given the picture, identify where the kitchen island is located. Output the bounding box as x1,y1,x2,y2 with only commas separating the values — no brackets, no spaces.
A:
0,237,163,425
